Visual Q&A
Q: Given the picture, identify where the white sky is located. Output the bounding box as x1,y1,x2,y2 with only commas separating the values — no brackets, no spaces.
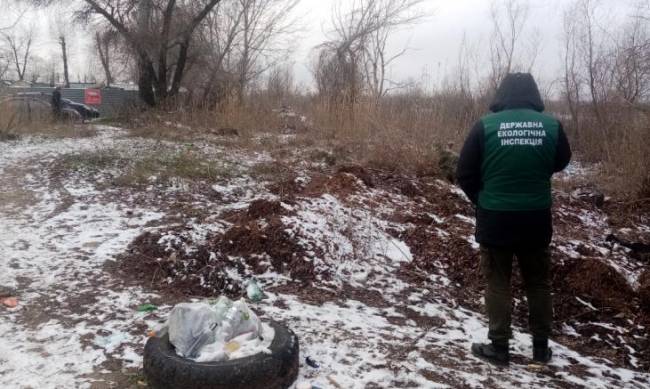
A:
288,0,635,91
286,0,646,88
2,0,641,90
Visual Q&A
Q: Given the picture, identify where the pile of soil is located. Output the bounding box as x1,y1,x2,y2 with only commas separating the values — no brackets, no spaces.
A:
302,172,366,197
119,199,315,297
118,165,650,370
117,229,247,297
555,257,636,314
336,164,376,188
218,202,314,281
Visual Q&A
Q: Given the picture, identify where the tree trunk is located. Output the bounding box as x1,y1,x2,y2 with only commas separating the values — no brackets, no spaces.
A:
60,36,70,88
138,58,157,107
96,32,113,86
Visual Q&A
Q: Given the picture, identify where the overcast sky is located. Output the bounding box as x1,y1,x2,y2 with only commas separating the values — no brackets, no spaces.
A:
287,0,556,88
288,0,636,91
2,0,642,90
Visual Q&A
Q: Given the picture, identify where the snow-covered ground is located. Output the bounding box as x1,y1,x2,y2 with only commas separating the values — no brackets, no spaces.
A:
0,128,169,387
1,127,649,388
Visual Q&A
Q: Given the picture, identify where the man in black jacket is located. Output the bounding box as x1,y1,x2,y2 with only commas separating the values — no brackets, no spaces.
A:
456,73,571,366
51,86,62,119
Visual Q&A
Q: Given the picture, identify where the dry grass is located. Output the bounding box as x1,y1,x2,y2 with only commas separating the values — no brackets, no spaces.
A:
564,105,650,199
297,92,480,175
57,146,240,188
7,86,641,199
117,89,480,177
0,102,97,140
118,151,236,186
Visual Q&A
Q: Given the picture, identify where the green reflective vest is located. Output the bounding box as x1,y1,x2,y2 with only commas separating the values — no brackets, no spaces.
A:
478,109,559,211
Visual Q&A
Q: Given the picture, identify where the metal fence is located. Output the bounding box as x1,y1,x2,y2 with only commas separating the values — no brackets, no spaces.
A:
0,86,140,118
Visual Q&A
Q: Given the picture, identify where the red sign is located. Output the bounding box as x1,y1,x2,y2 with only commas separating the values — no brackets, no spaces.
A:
84,89,102,105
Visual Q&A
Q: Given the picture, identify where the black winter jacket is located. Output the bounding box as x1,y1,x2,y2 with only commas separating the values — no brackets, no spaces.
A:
456,73,572,248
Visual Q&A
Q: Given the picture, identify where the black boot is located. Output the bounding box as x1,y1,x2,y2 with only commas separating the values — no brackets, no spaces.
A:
533,338,552,363
471,342,510,366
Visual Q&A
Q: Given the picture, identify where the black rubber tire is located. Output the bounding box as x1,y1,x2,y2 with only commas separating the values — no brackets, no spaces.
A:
143,320,299,389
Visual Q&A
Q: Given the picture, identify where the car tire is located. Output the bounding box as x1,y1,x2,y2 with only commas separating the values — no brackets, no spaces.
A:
143,320,299,389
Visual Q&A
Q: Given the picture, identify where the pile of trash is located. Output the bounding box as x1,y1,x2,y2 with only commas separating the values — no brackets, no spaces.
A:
1,286,18,308
165,295,274,363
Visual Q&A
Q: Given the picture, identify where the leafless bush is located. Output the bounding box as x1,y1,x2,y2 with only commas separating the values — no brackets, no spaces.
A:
313,0,425,122
560,0,650,197
183,0,300,108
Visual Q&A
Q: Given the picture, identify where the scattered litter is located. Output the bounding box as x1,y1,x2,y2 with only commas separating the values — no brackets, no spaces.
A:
137,304,158,313
246,279,267,302
1,297,18,308
305,356,319,369
93,332,128,353
526,364,545,372
327,375,343,388
224,340,241,353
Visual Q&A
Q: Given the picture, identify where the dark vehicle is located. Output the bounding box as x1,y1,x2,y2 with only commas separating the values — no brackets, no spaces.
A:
0,92,100,122
61,98,100,120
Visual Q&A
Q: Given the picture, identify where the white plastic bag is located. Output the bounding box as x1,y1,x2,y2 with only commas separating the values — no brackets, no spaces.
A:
168,303,219,358
212,296,234,321
194,341,228,363
217,298,263,342
168,298,266,362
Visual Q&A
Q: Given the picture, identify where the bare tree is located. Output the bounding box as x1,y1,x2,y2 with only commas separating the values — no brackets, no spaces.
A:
182,0,299,106
27,54,45,83
315,0,425,116
562,2,583,133
578,0,603,121
0,1,28,32
94,27,122,86
2,24,34,81
49,8,72,88
78,0,224,106
0,51,10,80
488,0,530,88
612,8,650,105
363,0,425,101
192,0,244,104
265,63,294,101
59,35,70,87
234,0,300,104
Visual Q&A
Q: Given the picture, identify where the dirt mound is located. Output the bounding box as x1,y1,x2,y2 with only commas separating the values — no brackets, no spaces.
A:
268,176,303,199
336,165,375,188
372,173,424,197
303,172,365,197
556,257,635,311
119,198,316,298
218,217,314,281
118,230,246,297
639,270,650,312
246,199,285,219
